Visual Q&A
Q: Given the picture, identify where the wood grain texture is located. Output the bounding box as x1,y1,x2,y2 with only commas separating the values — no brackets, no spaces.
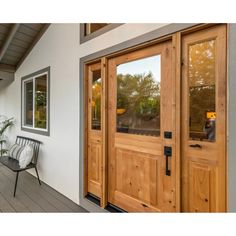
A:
101,57,108,207
107,41,177,212
0,24,49,69
173,33,181,212
86,62,103,199
82,24,227,213
181,24,227,212
189,162,217,212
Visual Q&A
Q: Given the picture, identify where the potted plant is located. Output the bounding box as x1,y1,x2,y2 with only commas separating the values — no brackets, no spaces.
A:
0,116,14,156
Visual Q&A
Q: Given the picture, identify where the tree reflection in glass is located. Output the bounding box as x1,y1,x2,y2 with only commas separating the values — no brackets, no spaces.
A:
116,55,161,136
25,81,33,126
189,40,216,141
35,75,47,129
92,70,102,130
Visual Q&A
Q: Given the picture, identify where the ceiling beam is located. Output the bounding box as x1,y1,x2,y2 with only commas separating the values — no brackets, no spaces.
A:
16,24,50,70
0,63,16,73
0,24,20,62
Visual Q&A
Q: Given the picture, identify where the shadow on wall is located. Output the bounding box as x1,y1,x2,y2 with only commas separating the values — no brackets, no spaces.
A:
0,71,14,91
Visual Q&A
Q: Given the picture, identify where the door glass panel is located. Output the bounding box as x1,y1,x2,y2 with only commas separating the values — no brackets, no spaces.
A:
35,74,47,129
116,55,161,136
188,40,216,142
91,70,102,130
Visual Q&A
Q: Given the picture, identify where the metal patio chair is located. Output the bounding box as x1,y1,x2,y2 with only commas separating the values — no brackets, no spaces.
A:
0,136,42,197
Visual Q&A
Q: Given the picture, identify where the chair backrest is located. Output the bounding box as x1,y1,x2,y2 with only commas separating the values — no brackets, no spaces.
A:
15,136,42,165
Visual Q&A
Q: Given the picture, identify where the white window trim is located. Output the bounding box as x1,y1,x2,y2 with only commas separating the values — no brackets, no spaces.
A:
22,70,49,134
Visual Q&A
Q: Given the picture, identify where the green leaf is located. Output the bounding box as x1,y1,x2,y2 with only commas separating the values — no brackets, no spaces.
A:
0,117,14,156
0,149,8,155
0,117,14,136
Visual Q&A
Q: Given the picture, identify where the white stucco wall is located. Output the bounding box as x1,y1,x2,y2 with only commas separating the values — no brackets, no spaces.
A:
0,23,168,204
0,90,5,115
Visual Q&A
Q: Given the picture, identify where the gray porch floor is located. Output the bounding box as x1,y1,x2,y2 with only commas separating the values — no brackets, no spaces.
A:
0,163,87,212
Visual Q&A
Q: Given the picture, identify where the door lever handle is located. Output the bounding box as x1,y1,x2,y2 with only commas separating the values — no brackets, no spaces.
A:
189,144,202,148
164,146,172,176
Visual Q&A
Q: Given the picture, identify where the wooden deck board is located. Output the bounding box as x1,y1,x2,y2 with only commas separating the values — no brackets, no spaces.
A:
0,163,87,213
0,192,16,212
23,171,85,212
0,167,54,212
0,169,31,212
0,171,43,212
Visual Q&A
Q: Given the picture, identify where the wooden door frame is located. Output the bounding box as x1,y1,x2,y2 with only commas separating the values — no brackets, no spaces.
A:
84,60,106,206
80,23,228,212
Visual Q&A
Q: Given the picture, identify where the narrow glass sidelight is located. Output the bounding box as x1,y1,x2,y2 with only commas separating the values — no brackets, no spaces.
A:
116,55,161,137
91,70,102,130
188,40,216,142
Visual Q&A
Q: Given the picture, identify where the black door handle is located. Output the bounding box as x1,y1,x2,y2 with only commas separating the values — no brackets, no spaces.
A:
166,155,171,176
164,146,172,176
189,144,202,148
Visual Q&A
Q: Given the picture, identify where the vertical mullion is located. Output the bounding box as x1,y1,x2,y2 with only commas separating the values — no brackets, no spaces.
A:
101,57,107,208
33,77,35,129
173,32,181,212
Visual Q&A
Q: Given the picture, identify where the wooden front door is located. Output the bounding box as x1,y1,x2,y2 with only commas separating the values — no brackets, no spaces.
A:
86,62,103,199
181,25,227,212
107,40,177,212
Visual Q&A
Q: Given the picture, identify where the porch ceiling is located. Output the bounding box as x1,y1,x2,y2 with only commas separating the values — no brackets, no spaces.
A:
0,23,50,75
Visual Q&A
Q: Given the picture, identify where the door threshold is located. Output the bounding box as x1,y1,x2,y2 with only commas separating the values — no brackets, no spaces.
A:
105,203,127,213
85,194,126,212
85,193,101,206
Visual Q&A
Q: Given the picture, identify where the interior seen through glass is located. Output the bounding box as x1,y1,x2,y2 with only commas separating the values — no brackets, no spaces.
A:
25,81,33,126
116,55,161,137
91,70,102,130
188,40,216,142
85,23,109,35
35,75,47,129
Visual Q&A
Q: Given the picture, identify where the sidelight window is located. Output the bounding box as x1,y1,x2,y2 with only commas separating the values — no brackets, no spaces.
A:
188,40,216,142
91,69,102,130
